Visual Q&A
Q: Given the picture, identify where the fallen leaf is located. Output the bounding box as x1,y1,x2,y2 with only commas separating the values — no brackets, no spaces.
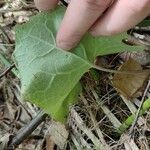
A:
46,135,55,150
47,121,69,149
120,51,150,65
112,58,150,99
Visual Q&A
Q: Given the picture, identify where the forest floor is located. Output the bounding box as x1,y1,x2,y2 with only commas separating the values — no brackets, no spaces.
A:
0,0,150,150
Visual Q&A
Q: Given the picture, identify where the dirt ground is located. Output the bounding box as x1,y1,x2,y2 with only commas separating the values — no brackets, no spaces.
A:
0,0,150,150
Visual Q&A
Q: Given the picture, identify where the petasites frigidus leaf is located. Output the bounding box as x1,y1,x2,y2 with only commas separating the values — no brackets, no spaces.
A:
13,6,143,122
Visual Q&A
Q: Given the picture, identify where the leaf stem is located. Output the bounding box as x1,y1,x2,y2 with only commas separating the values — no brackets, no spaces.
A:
92,64,150,75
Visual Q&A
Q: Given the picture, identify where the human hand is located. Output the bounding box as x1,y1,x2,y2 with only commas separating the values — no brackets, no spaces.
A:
34,0,150,50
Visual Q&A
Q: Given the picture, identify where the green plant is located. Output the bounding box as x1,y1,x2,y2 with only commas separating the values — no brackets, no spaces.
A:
13,6,143,122
118,97,150,133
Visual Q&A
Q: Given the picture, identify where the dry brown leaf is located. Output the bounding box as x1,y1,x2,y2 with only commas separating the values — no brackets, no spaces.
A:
120,51,150,65
46,135,55,150
47,121,69,149
112,58,150,99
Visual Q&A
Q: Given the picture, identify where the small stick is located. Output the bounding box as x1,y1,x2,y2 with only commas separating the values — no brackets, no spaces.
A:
7,110,48,149
0,25,13,44
0,63,15,79
129,80,150,138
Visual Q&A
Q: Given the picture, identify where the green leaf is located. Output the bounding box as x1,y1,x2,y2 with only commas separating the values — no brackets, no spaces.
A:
13,6,143,122
81,33,140,62
55,83,82,120
137,19,150,27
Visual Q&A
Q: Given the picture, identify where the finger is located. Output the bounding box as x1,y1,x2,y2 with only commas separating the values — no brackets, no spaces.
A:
56,0,113,50
91,0,150,36
34,0,58,11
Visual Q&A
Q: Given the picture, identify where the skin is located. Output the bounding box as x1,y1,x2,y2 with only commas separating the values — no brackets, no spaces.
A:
34,0,150,50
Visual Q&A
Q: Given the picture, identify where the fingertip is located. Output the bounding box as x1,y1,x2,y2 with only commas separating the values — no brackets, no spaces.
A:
56,0,114,50
90,0,150,37
56,34,75,51
34,0,58,11
56,26,82,51
56,39,73,51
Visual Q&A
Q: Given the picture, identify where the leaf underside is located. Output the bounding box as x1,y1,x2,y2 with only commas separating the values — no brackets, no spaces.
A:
13,6,143,122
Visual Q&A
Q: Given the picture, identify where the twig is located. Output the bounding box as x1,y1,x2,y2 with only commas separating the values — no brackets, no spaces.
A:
129,80,150,138
118,98,150,134
0,4,36,13
80,94,109,148
0,63,15,79
133,27,150,34
7,110,48,149
0,25,13,44
0,53,18,77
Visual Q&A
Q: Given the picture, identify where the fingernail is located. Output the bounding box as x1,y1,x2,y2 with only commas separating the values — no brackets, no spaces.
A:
56,39,73,51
